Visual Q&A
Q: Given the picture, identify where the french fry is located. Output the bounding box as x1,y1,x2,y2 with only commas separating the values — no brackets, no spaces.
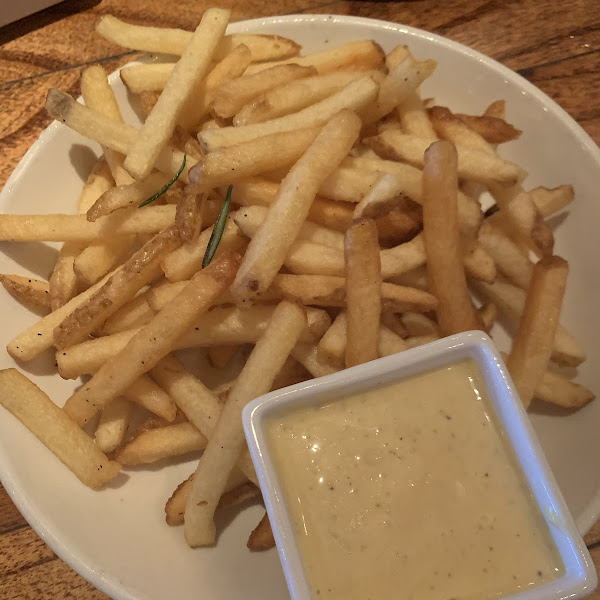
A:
99,292,156,336
175,190,205,243
96,15,300,61
165,471,253,526
244,40,385,76
211,64,316,119
483,100,506,119
353,173,404,219
190,126,322,191
366,131,523,186
461,238,496,283
232,110,361,302
62,252,240,427
317,165,379,203
247,512,275,551
506,257,568,408
161,216,246,282
478,219,532,289
184,300,306,547
116,422,207,466
478,302,497,333
234,71,365,126
0,369,120,489
404,334,440,349
234,206,344,251
454,111,522,144
428,106,493,154
73,237,135,287
46,90,192,182
422,141,482,335
0,274,50,311
87,172,172,221
380,312,409,338
124,9,230,179
57,305,330,380
535,369,595,409
398,91,437,138
270,273,436,313
291,342,341,378
120,63,176,93
95,397,134,454
198,76,378,151
0,205,175,243
345,218,381,367
360,56,436,124
122,374,177,422
8,270,115,361
400,312,439,337
54,226,181,350
529,185,574,218
471,276,585,367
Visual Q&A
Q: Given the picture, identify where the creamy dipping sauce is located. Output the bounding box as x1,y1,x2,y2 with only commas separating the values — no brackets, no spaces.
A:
265,359,563,600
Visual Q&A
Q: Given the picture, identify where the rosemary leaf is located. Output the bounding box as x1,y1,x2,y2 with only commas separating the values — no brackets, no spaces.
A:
202,185,233,268
139,154,187,207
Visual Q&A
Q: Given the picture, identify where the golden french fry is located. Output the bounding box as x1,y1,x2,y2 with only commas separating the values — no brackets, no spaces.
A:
207,345,238,369
380,312,409,338
471,276,585,367
506,256,568,408
116,422,207,466
0,274,50,311
175,190,205,243
291,342,341,378
211,64,316,119
63,252,240,427
99,292,156,336
73,237,136,288
122,374,177,422
0,369,120,489
353,173,404,219
535,369,595,409
247,512,275,551
0,206,175,243
198,76,378,151
366,130,524,186
95,397,133,454
454,111,522,144
345,218,381,367
120,63,176,93
96,15,300,61
398,91,436,138
483,100,506,119
318,165,380,203
184,301,307,547
422,140,482,335
461,238,496,283
232,110,361,302
428,106,493,154
478,302,497,333
529,185,574,218
400,312,439,337
124,9,229,179
234,71,365,126
191,126,321,192
54,226,181,350
244,40,384,76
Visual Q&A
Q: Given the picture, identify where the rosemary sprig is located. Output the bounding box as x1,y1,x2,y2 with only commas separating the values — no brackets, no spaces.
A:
202,185,233,268
139,154,187,207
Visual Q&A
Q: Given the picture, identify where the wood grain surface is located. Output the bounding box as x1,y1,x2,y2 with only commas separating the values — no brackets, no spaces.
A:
0,0,598,598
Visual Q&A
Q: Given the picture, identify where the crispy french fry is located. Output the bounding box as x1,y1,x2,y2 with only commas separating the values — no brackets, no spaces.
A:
54,226,181,350
95,397,133,454
96,15,300,61
63,252,240,426
247,512,275,551
0,274,50,310
506,256,568,408
400,312,439,337
428,106,493,154
483,100,506,119
211,64,316,119
244,40,384,76
461,238,496,283
398,91,436,138
535,369,595,409
353,173,404,219
0,369,120,489
207,345,238,369
345,218,381,367
234,71,364,126
0,206,175,243
198,76,378,151
471,276,585,367
120,63,176,93
99,292,156,335
366,131,523,186
232,110,361,302
529,185,574,219
46,90,192,182
73,237,135,288
422,141,481,335
454,111,522,144
184,301,307,547
291,342,341,378
122,374,177,422
380,312,409,338
317,165,379,203
116,422,207,466
175,190,205,243
191,126,321,191
124,9,229,180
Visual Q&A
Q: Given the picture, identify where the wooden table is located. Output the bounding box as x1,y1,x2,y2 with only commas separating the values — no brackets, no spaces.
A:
0,0,598,598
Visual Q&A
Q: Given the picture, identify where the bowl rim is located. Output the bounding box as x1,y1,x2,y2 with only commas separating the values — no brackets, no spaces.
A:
243,331,597,600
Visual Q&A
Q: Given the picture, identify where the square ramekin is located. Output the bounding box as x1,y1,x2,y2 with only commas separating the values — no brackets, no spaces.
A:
242,331,597,600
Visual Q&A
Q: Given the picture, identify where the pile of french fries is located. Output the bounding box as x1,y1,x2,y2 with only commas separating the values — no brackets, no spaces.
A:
0,8,594,553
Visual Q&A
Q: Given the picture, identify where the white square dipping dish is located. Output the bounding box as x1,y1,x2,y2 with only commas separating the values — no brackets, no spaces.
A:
243,331,597,600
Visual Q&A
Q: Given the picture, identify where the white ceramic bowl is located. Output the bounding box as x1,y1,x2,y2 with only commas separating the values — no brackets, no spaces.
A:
0,14,599,600
243,332,597,600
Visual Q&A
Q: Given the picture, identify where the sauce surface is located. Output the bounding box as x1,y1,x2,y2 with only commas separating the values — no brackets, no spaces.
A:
265,359,563,600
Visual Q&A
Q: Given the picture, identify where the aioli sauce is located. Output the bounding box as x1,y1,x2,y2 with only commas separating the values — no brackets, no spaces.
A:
265,359,563,600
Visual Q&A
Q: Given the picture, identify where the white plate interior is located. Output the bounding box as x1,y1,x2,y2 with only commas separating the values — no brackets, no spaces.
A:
0,14,599,600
